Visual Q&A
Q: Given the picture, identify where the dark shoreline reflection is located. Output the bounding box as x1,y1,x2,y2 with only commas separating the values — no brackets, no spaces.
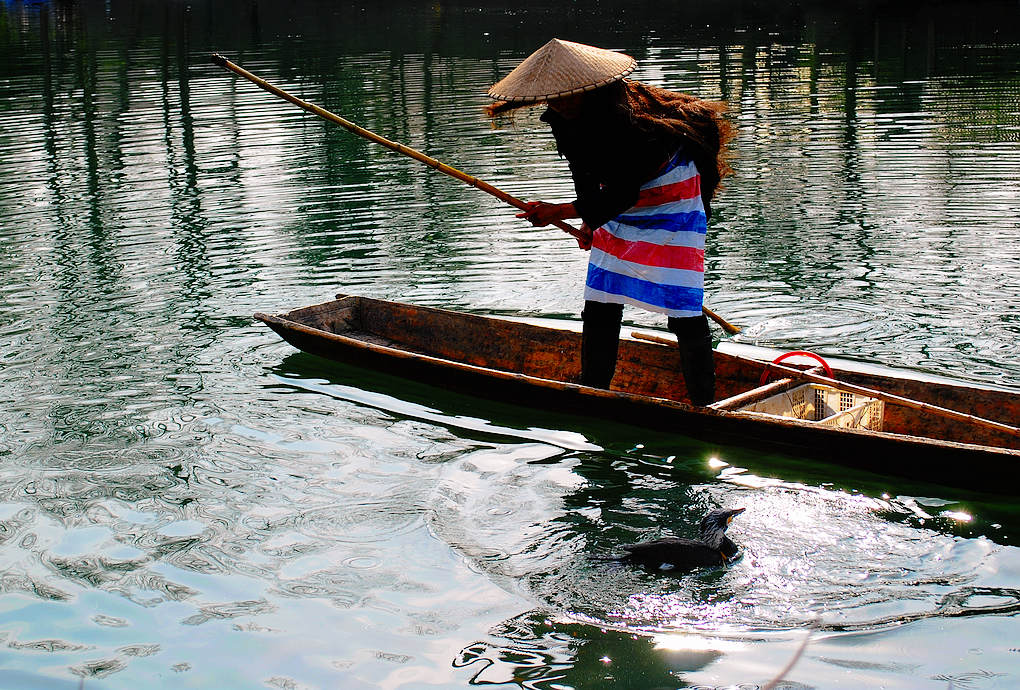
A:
6,1,1020,61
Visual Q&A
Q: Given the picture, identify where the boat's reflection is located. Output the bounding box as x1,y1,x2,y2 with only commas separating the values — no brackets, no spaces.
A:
269,350,1020,519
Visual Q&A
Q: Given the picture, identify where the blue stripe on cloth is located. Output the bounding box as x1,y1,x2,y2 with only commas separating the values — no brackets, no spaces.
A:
583,287,703,318
585,264,704,315
613,211,707,234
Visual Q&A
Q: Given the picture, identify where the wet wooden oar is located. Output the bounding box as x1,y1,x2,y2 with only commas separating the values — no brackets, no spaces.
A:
631,331,1020,438
210,54,742,336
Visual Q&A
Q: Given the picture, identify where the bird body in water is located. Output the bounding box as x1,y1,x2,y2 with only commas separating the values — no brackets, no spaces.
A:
609,507,745,570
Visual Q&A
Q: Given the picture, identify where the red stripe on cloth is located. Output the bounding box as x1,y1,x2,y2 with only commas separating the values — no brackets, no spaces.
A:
635,176,701,208
593,228,705,271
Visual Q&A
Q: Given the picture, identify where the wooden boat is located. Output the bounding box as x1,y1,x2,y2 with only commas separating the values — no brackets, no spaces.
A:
255,295,1020,489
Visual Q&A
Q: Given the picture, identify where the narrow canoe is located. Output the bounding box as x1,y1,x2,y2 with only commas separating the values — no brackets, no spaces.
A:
255,295,1020,490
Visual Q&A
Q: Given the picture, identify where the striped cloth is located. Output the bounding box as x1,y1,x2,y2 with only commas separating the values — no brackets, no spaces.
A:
584,152,707,318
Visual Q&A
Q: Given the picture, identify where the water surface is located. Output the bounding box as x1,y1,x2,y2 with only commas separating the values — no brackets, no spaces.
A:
1,1,1019,688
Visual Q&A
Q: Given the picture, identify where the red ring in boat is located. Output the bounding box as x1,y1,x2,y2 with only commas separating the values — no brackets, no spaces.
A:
760,351,833,385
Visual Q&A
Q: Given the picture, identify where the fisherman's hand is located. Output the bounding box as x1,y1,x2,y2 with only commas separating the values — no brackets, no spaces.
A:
516,201,577,227
576,222,592,251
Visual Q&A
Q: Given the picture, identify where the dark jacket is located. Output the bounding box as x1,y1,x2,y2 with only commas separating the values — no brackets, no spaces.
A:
541,106,692,229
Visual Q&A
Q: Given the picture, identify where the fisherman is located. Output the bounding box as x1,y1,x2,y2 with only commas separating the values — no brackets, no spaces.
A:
486,39,732,405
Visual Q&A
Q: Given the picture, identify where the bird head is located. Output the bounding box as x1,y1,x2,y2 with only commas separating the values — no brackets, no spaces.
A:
699,507,745,540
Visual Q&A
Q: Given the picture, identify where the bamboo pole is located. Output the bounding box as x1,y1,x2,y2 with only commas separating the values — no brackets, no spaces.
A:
703,305,741,335
211,54,742,336
210,54,588,242
709,368,822,410
630,331,1020,438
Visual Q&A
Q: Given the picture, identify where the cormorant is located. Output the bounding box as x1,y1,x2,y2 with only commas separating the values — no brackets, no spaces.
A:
607,507,745,570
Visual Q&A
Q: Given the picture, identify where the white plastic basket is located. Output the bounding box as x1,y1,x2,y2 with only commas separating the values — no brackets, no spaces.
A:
738,383,884,431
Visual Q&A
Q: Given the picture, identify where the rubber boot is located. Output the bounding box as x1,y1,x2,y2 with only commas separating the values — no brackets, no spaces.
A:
668,314,716,405
580,301,624,388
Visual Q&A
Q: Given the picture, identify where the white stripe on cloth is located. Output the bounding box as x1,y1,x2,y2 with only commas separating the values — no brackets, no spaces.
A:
620,196,705,217
639,160,699,190
600,222,706,248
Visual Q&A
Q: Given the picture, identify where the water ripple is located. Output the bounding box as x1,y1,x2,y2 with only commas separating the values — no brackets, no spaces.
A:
429,445,1020,637
1,2,1019,686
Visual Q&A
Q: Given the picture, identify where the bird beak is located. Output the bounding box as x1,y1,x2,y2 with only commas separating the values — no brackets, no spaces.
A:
726,507,746,524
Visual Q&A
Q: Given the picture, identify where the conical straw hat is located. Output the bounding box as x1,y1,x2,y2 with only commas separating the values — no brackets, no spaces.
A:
488,38,636,103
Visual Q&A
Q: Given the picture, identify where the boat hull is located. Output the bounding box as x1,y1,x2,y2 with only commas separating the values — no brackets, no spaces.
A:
255,296,1020,490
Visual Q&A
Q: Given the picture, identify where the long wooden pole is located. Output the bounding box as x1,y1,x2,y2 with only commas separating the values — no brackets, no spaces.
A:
631,331,1020,438
703,305,740,335
210,54,587,242
211,54,742,336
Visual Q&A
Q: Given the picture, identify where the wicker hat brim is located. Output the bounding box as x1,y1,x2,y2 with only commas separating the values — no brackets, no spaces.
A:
488,38,637,103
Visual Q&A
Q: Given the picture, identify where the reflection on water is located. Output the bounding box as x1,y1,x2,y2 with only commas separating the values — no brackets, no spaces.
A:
277,363,1020,686
2,0,1020,687
426,433,1020,687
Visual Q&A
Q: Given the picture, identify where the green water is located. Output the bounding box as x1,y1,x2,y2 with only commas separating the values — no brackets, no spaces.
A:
1,1,1019,688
